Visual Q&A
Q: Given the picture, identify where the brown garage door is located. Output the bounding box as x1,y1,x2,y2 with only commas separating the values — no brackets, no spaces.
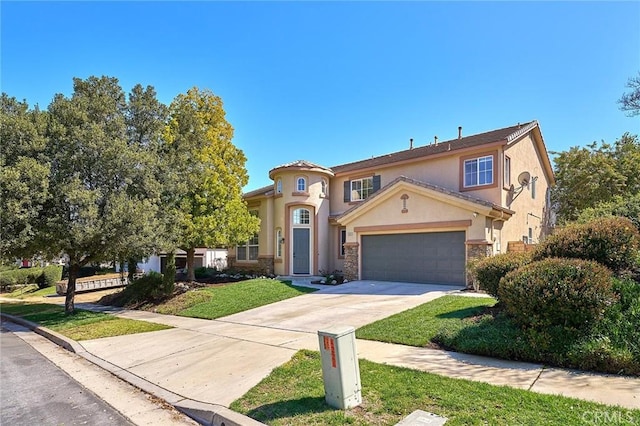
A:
361,231,465,285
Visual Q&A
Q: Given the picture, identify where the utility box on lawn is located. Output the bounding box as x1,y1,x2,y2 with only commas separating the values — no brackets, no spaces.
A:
317,326,362,409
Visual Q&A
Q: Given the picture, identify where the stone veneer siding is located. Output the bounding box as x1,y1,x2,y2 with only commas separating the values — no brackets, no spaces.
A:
466,242,493,290
227,256,274,275
343,242,359,281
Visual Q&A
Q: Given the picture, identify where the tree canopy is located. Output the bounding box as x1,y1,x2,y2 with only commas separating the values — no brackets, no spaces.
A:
619,72,640,117
552,133,640,224
163,87,259,281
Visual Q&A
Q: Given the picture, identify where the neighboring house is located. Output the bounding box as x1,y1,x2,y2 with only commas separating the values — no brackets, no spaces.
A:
228,121,554,286
133,248,228,274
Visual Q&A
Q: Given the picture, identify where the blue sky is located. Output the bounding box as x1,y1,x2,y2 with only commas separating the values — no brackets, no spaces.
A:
2,1,639,191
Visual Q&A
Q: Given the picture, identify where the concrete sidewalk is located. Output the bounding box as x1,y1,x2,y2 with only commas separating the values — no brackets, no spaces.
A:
2,279,639,425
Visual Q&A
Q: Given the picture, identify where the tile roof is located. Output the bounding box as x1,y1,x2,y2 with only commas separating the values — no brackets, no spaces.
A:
243,184,273,198
331,121,537,174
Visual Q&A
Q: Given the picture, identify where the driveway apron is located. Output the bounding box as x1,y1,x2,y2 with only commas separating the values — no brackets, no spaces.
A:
77,281,456,406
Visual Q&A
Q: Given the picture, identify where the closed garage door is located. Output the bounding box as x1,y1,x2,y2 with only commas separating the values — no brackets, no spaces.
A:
361,231,465,285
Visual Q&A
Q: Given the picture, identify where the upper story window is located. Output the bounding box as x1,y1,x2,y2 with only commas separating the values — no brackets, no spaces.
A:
321,179,328,196
464,155,493,188
293,208,310,225
343,175,381,202
276,179,282,194
351,177,373,201
296,177,307,192
504,156,511,187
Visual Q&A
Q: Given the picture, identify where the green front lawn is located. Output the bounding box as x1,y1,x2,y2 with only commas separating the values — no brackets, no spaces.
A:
356,295,496,346
3,284,58,299
1,303,171,340
231,350,640,425
151,278,317,319
356,294,640,376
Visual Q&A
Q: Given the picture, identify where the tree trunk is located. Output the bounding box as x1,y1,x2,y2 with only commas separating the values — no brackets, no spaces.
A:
164,251,176,290
186,247,195,282
64,263,79,314
127,257,138,282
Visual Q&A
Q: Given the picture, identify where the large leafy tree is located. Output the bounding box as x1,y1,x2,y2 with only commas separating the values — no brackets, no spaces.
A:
0,95,49,261
40,76,163,313
163,87,259,281
552,133,640,224
619,72,640,117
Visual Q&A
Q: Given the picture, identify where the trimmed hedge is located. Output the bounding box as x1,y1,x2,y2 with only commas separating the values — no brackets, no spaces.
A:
533,217,640,273
0,265,63,291
37,265,63,289
499,258,616,332
470,252,532,298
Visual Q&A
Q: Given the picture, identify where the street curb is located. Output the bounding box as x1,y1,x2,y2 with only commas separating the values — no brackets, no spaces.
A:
0,312,265,426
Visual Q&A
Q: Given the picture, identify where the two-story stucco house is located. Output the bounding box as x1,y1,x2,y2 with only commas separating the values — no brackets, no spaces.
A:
228,120,555,286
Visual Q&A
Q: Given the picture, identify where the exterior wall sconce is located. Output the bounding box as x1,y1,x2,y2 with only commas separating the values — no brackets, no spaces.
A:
472,212,478,218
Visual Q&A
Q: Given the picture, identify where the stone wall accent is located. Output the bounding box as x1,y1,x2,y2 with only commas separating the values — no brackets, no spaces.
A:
465,242,493,290
343,242,359,281
226,256,274,275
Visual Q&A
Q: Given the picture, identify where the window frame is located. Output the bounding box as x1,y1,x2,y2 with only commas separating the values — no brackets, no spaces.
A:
293,208,310,225
504,155,511,188
276,179,282,194
275,228,283,258
237,210,259,261
350,177,374,201
338,227,347,258
459,151,498,191
296,177,306,192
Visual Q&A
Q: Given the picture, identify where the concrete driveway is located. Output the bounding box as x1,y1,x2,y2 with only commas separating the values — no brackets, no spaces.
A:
77,281,460,407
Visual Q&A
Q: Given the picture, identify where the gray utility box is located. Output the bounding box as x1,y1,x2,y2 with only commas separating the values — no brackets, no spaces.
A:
317,326,362,409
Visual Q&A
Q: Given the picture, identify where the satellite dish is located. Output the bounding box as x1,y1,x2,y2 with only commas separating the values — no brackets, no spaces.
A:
517,171,531,187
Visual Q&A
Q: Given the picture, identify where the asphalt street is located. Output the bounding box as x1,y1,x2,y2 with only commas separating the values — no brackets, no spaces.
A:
1,323,133,426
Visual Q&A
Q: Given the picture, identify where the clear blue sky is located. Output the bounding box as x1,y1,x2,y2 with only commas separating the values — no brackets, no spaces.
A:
2,1,639,191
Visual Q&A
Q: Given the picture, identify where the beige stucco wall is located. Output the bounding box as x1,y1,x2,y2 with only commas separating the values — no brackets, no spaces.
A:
270,169,332,275
500,133,552,247
341,185,486,242
329,145,505,216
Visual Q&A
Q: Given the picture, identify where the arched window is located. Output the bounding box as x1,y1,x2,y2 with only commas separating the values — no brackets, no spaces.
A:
321,179,328,195
275,228,283,258
296,177,306,192
276,179,282,194
293,208,310,225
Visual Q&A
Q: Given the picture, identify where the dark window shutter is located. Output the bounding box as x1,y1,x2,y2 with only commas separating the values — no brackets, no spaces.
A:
344,181,351,202
372,175,381,192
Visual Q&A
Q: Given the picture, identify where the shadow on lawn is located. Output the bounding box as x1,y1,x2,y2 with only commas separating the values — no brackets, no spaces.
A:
245,396,333,421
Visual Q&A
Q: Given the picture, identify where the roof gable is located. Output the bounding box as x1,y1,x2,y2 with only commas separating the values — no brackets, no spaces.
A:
336,176,514,225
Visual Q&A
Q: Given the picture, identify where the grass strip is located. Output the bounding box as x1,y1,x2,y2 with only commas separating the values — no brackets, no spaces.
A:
1,303,171,340
152,278,317,319
231,350,640,426
356,295,496,346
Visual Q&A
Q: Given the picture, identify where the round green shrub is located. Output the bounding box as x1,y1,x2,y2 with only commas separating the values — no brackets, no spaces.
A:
499,258,616,331
470,252,532,298
37,265,63,289
534,217,640,273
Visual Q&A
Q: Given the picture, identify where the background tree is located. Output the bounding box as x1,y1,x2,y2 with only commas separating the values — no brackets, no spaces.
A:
552,134,640,224
619,72,640,117
122,84,169,281
163,87,259,281
41,76,163,313
0,95,49,262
